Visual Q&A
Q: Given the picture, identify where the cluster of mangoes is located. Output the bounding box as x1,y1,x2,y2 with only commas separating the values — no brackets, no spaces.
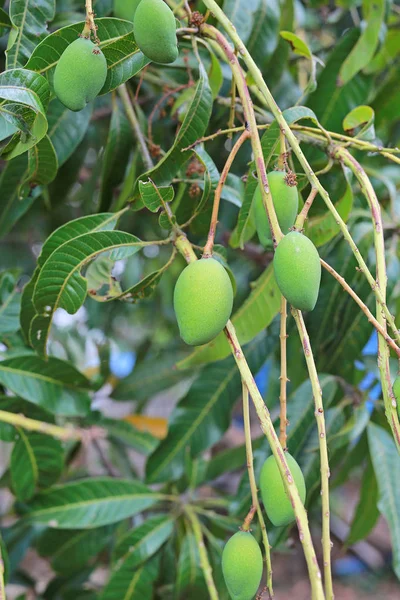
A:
53,0,178,111
115,0,179,64
222,453,306,599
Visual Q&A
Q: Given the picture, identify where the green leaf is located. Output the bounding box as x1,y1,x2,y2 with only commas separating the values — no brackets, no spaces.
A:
99,101,132,212
47,99,92,167
0,7,12,37
342,105,375,141
139,181,174,213
101,418,159,455
346,457,379,546
36,525,113,574
175,531,204,599
135,63,212,196
20,212,119,345
101,554,160,600
371,63,400,129
30,231,143,356
368,423,400,579
6,0,55,68
339,0,385,85
0,68,50,159
146,333,272,483
27,478,158,529
246,0,280,70
222,0,261,44
25,19,148,93
11,430,63,501
280,31,316,95
25,134,58,186
0,271,21,335
0,354,91,416
177,264,280,368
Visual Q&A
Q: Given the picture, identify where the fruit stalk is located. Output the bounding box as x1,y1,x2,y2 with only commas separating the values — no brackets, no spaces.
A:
83,0,99,42
291,309,333,598
199,0,400,346
279,295,288,449
335,147,400,452
295,187,318,230
174,234,325,599
201,23,283,247
242,382,273,598
203,129,250,257
185,506,219,600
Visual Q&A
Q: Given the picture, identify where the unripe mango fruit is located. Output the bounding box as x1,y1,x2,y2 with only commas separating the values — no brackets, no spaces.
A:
54,38,107,111
114,0,142,20
273,231,321,311
222,531,263,600
173,258,233,346
253,171,299,247
260,453,306,527
133,0,178,64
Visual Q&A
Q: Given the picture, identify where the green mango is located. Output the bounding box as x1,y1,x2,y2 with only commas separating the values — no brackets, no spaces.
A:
260,453,306,527
222,531,263,600
173,258,233,346
114,0,142,20
273,231,321,311
253,170,299,247
53,38,107,112
133,0,178,64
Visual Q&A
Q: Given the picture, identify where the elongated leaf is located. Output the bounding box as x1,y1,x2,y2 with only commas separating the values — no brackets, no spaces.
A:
25,134,58,186
30,231,143,355
135,64,212,196
100,418,159,455
139,181,174,213
20,212,119,345
37,525,113,574
47,99,92,167
346,457,379,546
101,554,160,600
0,271,21,335
368,423,400,579
27,478,157,529
6,0,55,68
175,531,203,599
146,333,271,483
0,354,91,416
11,430,63,501
339,0,385,85
342,105,375,140
0,7,12,37
177,264,280,368
246,0,280,69
0,154,35,238
222,0,261,44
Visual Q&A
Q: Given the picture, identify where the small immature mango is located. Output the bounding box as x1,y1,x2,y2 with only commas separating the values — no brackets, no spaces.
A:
260,453,306,527
253,171,299,247
54,38,107,112
173,258,233,346
133,0,178,64
114,0,142,20
222,531,263,600
273,231,321,311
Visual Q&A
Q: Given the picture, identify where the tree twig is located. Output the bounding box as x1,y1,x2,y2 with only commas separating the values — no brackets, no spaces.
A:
118,84,154,171
279,296,289,449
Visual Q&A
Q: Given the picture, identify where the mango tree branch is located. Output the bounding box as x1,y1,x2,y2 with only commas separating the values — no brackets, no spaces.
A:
279,295,289,449
203,129,250,257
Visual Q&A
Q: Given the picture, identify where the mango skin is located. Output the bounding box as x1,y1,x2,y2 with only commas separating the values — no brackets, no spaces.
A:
133,0,178,64
54,38,107,111
222,531,263,600
173,258,233,346
260,453,306,527
114,0,142,20
254,171,299,247
273,231,321,311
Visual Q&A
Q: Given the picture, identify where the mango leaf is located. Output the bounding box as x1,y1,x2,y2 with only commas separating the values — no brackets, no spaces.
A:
139,181,174,213
27,478,158,529
175,531,204,599
11,431,63,501
101,418,159,455
135,63,212,197
146,333,272,483
342,105,375,141
280,31,316,95
207,49,223,99
368,423,400,579
0,271,21,335
25,134,58,186
0,68,50,159
246,0,280,70
339,0,385,85
345,457,379,546
99,101,132,212
25,19,148,93
364,29,400,75
20,212,120,346
371,64,400,129
101,554,160,600
177,264,280,368
47,99,92,167
36,525,114,574
222,0,261,44
0,354,91,416
0,8,12,37
6,0,55,68
30,231,143,356
101,515,173,599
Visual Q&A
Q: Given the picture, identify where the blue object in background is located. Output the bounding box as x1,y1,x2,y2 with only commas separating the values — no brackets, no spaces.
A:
254,360,271,398
109,348,136,378
362,331,378,356
334,556,368,577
